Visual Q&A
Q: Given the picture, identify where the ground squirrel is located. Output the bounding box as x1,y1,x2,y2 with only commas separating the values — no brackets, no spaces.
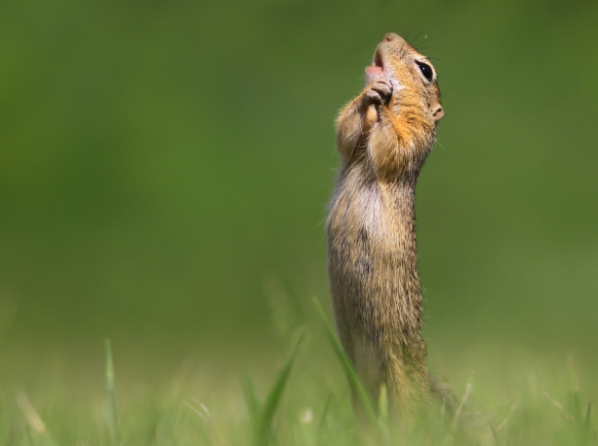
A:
327,33,444,410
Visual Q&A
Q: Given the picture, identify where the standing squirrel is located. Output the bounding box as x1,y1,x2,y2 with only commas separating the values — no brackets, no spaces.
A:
327,33,444,410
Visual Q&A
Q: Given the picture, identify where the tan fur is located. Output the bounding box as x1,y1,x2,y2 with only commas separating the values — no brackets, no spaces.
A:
327,33,443,410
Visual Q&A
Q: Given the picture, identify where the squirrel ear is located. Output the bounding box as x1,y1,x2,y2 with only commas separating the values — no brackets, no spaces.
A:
432,106,444,121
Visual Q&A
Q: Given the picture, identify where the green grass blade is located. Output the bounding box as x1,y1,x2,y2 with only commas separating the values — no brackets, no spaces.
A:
377,384,390,441
312,297,377,425
241,373,261,426
16,392,57,446
451,380,472,433
254,334,303,446
105,339,119,446
378,384,388,424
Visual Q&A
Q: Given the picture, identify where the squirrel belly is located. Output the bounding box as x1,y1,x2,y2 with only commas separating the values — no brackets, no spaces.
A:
327,33,443,409
327,164,428,405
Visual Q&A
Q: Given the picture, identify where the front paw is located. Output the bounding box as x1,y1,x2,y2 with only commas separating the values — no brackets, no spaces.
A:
364,80,393,106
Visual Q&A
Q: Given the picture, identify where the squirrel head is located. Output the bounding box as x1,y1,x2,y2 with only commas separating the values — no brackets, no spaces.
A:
366,33,444,125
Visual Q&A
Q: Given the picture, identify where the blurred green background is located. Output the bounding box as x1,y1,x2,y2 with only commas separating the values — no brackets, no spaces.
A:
1,0,597,376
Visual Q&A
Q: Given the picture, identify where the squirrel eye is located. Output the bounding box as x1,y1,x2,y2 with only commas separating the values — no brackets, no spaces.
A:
415,61,433,82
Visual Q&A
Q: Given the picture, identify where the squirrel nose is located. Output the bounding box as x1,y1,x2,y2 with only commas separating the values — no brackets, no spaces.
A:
433,106,444,121
384,33,400,42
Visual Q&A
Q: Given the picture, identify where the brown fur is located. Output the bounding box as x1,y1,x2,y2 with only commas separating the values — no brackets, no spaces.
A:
327,33,444,410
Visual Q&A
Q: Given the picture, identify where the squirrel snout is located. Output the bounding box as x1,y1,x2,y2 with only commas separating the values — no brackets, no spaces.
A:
433,106,444,121
384,33,400,42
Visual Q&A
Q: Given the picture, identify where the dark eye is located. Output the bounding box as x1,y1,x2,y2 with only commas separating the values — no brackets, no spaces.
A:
415,61,433,82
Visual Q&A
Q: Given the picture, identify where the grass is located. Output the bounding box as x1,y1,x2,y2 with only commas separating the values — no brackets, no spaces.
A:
2,314,598,445
105,339,119,446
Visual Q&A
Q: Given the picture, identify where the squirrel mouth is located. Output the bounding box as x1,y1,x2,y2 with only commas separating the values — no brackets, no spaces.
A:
365,49,385,82
373,49,384,70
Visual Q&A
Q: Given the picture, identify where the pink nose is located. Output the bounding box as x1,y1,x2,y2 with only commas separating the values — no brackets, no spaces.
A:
384,33,400,42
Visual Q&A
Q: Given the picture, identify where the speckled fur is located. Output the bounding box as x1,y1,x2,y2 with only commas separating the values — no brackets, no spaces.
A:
327,33,443,409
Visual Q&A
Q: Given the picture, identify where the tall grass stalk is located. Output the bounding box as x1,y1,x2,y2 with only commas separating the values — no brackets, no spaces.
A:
16,392,57,446
105,339,119,446
313,297,377,425
250,333,303,446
